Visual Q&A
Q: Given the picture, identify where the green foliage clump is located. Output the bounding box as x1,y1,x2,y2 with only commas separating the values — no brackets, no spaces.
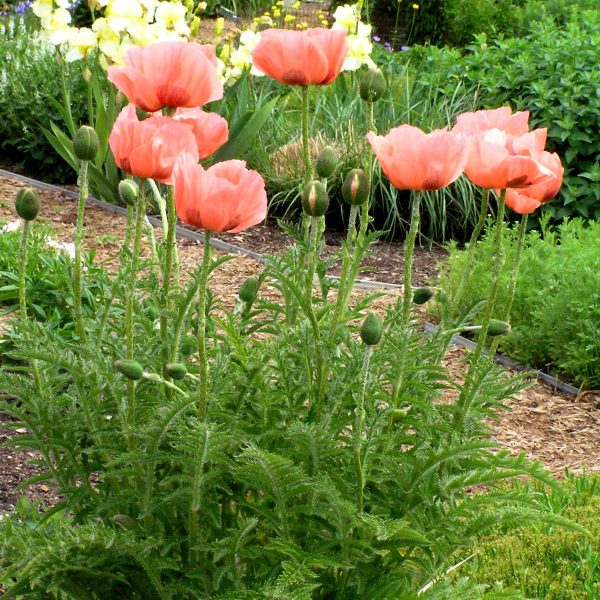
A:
438,217,600,388
0,24,88,181
469,474,600,599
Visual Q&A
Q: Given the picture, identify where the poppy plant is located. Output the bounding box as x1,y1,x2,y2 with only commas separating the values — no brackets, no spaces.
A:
108,41,223,113
171,108,228,160
366,125,468,191
251,28,348,86
172,158,267,233
453,107,530,137
109,104,199,184
504,150,563,214
463,128,552,190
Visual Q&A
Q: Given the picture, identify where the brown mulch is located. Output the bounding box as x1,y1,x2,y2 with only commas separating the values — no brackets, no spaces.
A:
0,174,598,513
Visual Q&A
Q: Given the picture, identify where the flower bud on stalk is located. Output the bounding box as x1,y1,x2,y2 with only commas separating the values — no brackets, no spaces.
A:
302,180,329,217
359,68,387,103
412,286,434,305
165,363,188,380
15,188,40,221
315,145,339,179
487,319,511,337
239,276,260,305
118,180,139,207
114,359,144,381
72,125,99,161
360,312,383,346
180,335,196,357
342,168,369,206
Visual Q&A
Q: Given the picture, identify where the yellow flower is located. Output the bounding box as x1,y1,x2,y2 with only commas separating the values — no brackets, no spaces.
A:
65,26,98,61
412,3,419,8
31,0,53,20
214,16,224,35
283,13,294,22
105,0,144,33
155,1,189,36
272,8,280,16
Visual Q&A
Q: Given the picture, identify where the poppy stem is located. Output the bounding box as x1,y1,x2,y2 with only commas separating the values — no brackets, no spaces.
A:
197,230,212,420
305,216,319,305
390,191,421,407
489,213,528,356
125,181,146,425
300,85,312,244
18,219,42,390
354,345,373,513
73,159,89,345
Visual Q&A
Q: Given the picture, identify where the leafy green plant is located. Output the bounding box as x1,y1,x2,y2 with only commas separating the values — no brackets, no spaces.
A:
0,23,88,182
437,217,600,388
468,473,600,599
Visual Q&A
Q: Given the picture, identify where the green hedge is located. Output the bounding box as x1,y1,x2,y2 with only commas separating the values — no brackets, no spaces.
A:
438,217,600,388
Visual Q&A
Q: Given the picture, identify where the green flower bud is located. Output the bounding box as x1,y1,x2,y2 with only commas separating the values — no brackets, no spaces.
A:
72,125,99,161
413,287,434,305
341,169,369,206
239,276,260,304
166,362,188,380
180,335,196,357
118,179,139,207
136,107,148,121
487,319,511,337
15,188,40,221
114,359,144,381
315,145,339,179
360,312,383,346
391,408,408,422
302,180,329,217
359,68,387,102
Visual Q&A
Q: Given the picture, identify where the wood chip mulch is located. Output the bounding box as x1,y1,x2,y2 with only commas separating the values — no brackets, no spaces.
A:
0,175,598,513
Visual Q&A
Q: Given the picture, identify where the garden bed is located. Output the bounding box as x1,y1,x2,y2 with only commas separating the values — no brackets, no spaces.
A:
1,174,599,514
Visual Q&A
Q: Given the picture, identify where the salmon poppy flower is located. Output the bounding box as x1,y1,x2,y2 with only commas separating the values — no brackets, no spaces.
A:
464,128,552,190
504,151,563,214
251,28,348,86
453,107,530,137
109,104,199,184
108,41,223,113
171,108,228,160
366,125,468,191
173,158,267,233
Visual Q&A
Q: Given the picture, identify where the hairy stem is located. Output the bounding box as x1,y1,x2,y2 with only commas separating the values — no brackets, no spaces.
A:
354,346,373,513
305,216,319,305
490,213,528,356
73,160,89,344
197,230,212,420
390,192,421,406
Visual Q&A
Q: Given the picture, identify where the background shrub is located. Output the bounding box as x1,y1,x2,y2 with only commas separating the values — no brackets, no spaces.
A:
0,21,88,182
437,217,600,388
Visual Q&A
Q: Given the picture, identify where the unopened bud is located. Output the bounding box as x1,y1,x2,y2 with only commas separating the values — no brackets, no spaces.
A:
413,287,434,305
239,276,260,304
341,168,369,206
166,363,188,380
190,15,200,37
15,188,40,221
488,319,511,337
360,312,383,346
302,180,329,217
180,335,196,357
359,68,387,102
72,125,99,161
315,145,338,179
118,179,139,207
214,16,224,36
114,359,144,381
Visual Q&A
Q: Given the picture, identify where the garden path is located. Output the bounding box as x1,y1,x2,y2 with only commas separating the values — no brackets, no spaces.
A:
0,175,598,513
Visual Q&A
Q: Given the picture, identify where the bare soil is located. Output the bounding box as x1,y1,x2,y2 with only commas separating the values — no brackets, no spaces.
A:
0,174,598,513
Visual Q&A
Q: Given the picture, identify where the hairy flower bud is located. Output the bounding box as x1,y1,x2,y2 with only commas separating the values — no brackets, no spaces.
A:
315,145,339,179
359,68,387,102
166,362,188,380
341,168,369,206
114,359,144,381
15,188,40,221
413,286,434,305
360,312,383,346
302,180,329,217
239,276,260,304
72,125,99,161
180,335,196,357
118,180,139,207
488,319,511,336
